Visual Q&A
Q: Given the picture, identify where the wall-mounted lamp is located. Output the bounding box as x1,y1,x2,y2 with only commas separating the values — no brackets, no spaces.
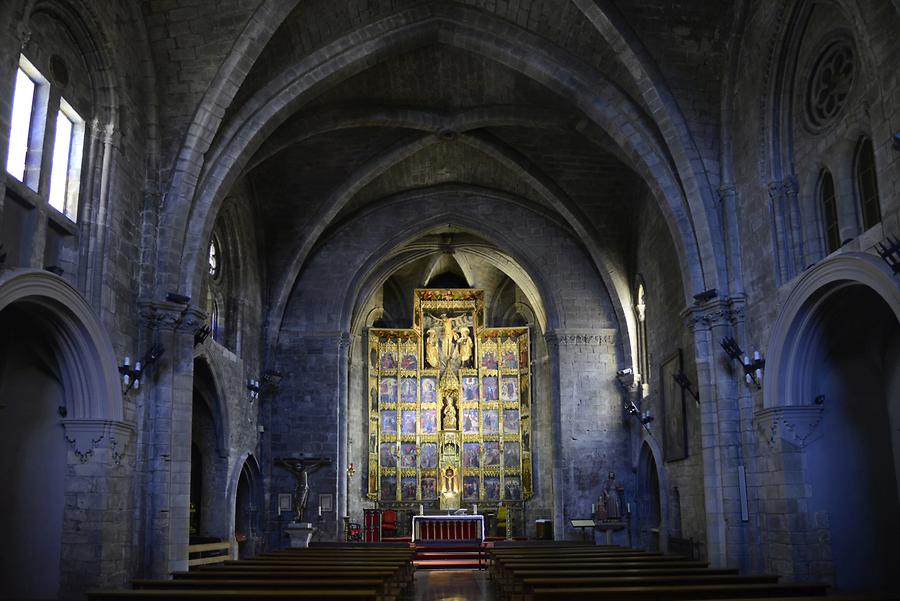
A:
347,462,356,478
194,324,211,347
119,344,165,394
247,378,260,401
876,235,900,275
673,372,700,404
893,131,900,151
721,337,765,389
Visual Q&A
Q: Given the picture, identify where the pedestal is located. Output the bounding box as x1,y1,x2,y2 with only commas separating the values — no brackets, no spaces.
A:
596,521,625,545
285,522,316,548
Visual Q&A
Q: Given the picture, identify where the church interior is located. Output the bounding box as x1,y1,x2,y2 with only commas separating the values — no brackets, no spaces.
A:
0,0,898,599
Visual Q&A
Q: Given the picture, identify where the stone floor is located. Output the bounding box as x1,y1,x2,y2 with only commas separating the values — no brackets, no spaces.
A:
407,570,500,601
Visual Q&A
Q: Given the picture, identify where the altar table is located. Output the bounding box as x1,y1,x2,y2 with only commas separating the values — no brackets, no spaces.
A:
412,514,484,542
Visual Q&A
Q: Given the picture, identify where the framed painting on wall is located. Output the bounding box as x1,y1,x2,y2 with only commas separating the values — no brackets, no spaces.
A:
661,349,687,461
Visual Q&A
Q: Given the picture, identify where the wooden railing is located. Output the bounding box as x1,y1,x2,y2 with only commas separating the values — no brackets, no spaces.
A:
187,540,235,568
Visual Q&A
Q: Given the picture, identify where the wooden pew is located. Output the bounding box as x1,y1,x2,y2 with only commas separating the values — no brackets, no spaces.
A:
88,545,415,601
133,578,400,601
523,582,830,600
506,574,781,601
87,590,381,601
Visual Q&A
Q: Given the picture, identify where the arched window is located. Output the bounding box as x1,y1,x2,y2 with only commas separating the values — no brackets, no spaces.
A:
208,237,219,278
855,138,881,231
635,280,649,389
819,169,840,254
5,53,86,222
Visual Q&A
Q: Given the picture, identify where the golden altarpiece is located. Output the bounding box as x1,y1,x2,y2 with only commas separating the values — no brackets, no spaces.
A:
367,289,533,509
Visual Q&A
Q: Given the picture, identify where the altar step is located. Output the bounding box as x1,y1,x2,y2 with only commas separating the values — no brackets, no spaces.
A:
414,543,485,570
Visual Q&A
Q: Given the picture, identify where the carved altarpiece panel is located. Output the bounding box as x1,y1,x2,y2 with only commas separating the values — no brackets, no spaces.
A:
368,289,533,508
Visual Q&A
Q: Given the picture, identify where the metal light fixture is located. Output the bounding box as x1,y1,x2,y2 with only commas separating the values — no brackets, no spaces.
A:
119,344,165,394
876,235,900,275
721,337,765,389
673,372,700,404
247,378,260,400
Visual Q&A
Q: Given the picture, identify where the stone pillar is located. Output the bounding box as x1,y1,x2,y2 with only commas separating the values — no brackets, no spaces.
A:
336,331,351,539
683,297,747,568
767,177,802,285
139,300,206,578
546,330,626,542
59,419,135,597
752,406,831,583
545,332,564,540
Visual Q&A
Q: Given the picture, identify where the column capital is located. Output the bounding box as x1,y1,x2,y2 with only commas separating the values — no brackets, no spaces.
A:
681,295,746,332
62,418,135,464
767,175,799,203
138,299,207,332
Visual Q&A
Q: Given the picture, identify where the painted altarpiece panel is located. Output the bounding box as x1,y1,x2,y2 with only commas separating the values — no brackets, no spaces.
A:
368,289,533,506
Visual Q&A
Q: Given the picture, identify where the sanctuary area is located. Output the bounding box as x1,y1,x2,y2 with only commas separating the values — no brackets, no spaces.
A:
0,1,898,599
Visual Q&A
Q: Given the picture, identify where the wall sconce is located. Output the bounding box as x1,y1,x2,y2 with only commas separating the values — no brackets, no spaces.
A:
673,372,700,404
720,337,765,389
247,378,260,401
119,344,165,394
194,324,211,347
876,235,900,275
625,399,654,431
347,462,356,478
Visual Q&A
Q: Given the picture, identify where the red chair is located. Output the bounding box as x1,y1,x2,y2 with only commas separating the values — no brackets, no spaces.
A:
381,509,398,538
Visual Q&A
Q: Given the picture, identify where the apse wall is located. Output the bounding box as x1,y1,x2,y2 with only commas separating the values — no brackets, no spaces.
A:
269,191,629,543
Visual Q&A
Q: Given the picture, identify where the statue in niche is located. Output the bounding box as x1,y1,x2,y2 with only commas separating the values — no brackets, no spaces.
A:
275,456,332,522
425,328,440,368
601,471,624,521
442,466,458,494
442,389,459,430
457,326,473,367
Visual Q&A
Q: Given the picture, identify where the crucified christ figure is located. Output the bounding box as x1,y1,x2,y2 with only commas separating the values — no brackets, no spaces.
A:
275,456,332,522
429,312,466,361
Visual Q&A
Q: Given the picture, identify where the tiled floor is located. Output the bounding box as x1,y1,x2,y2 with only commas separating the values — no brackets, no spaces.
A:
408,570,500,601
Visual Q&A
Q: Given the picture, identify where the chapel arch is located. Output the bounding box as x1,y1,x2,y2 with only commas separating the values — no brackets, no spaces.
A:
232,454,264,558
636,440,665,552
0,269,129,596
762,253,900,591
190,357,230,541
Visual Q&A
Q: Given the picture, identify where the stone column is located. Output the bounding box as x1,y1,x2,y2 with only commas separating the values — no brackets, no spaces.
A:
59,419,135,597
336,331,351,539
682,297,747,568
139,300,206,578
767,177,802,285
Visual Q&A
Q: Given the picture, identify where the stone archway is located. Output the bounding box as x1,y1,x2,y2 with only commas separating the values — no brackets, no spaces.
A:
636,441,664,552
0,269,132,596
760,253,900,591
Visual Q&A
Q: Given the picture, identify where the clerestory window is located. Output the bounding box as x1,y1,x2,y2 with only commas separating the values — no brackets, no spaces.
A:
854,138,881,231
